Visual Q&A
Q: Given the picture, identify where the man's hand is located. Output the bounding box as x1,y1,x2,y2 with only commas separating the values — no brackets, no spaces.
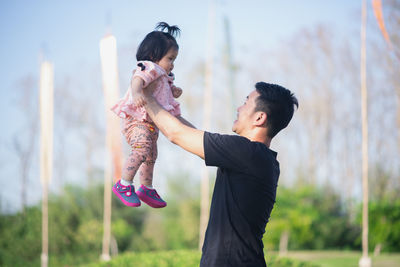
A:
143,79,205,159
130,76,146,107
143,77,161,97
171,85,183,98
133,93,146,107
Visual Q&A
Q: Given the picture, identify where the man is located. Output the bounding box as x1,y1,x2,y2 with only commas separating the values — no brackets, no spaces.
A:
143,81,298,267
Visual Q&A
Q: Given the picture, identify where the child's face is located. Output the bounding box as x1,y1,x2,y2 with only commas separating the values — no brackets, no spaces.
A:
156,48,178,74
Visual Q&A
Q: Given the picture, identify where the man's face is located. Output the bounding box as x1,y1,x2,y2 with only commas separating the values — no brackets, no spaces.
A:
232,90,260,134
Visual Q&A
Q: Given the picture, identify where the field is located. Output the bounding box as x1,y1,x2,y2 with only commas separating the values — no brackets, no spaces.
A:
276,251,400,267
82,250,315,267
81,250,400,267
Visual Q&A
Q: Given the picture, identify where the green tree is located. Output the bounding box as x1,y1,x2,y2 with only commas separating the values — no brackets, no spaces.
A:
0,207,41,266
361,200,400,252
264,184,360,250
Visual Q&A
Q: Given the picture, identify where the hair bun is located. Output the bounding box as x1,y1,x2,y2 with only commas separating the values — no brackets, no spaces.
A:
155,22,180,38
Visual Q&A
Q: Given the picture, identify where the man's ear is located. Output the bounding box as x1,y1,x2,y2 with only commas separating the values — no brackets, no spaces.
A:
254,112,267,126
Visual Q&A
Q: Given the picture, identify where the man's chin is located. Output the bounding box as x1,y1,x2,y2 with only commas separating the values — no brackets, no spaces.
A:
232,123,237,133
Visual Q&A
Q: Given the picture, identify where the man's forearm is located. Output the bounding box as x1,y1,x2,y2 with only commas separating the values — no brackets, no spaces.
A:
177,115,196,129
144,96,184,143
143,89,205,159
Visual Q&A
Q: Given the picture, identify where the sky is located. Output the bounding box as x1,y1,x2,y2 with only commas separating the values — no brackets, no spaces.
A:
0,0,361,211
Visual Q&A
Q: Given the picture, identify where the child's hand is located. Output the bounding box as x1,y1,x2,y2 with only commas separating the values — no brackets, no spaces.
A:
133,93,146,107
171,85,183,98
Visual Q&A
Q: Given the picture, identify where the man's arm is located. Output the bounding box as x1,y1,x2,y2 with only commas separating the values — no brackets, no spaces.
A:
176,115,197,129
144,94,205,159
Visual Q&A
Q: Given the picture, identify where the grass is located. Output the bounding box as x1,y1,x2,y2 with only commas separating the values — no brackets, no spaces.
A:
275,250,400,267
81,250,318,267
82,250,201,267
68,250,400,267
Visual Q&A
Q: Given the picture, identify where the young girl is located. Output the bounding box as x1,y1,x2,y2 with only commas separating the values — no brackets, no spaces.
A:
111,22,183,208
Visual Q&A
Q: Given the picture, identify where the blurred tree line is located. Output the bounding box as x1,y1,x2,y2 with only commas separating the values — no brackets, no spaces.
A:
1,173,399,266
0,172,200,266
264,178,400,253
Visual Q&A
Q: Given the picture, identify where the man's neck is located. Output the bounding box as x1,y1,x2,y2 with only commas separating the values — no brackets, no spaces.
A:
242,131,271,148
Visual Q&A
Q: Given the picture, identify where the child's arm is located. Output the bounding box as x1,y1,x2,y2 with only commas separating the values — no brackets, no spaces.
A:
171,85,183,98
131,76,146,107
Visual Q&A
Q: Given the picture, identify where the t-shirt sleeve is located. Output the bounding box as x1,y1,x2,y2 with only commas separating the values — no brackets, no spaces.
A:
204,132,253,171
133,61,164,87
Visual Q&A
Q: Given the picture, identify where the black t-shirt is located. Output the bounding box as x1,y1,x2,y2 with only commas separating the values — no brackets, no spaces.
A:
200,132,280,267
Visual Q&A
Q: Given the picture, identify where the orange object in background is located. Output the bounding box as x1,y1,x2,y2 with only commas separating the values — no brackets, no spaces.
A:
372,0,393,49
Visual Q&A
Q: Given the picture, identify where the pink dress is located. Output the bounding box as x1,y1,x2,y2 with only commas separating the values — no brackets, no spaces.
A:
111,61,181,122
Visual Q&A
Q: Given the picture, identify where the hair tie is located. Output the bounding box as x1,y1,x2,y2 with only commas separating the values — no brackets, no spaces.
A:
137,62,146,71
155,22,180,38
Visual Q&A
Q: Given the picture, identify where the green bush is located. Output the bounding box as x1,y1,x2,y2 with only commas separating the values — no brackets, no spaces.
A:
0,207,41,267
82,250,319,267
360,200,400,252
264,184,360,250
0,173,200,266
2,176,399,266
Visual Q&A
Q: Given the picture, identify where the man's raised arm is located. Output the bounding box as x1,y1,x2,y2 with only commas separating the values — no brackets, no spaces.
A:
143,89,205,159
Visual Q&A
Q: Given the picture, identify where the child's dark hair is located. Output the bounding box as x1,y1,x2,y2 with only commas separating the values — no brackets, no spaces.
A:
254,82,298,138
136,22,180,62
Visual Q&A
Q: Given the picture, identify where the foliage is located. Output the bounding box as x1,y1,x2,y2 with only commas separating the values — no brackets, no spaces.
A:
82,250,201,267
0,172,200,266
278,250,400,267
82,250,319,267
1,178,400,266
0,207,42,266
264,183,361,251
353,166,400,252
112,171,200,252
360,200,400,252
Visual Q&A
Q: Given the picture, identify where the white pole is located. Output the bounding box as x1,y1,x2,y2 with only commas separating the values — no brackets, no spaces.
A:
359,0,371,266
99,34,122,261
39,61,54,267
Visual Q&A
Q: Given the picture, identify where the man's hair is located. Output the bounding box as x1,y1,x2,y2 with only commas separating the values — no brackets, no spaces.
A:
254,82,298,138
136,22,180,62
